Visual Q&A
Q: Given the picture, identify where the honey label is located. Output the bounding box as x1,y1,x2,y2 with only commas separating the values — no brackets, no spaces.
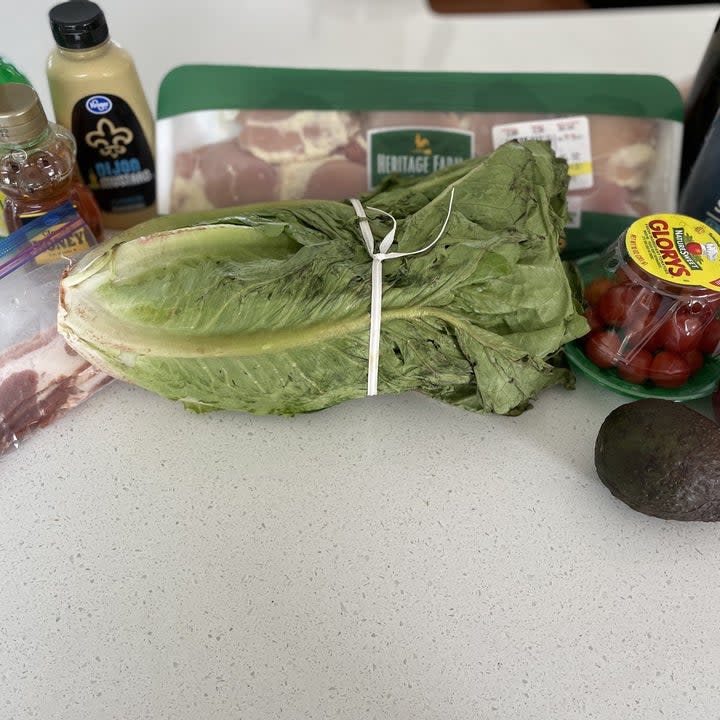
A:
18,208,93,264
0,202,96,279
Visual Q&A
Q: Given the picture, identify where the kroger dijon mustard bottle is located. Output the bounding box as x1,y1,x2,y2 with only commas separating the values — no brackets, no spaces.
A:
46,1,156,230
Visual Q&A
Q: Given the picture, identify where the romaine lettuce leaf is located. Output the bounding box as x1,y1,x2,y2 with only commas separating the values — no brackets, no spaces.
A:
59,140,588,416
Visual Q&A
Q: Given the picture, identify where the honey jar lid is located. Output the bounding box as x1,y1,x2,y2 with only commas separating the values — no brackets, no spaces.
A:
0,83,49,146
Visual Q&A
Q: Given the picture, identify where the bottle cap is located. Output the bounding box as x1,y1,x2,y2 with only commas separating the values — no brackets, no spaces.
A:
0,84,49,145
49,1,109,50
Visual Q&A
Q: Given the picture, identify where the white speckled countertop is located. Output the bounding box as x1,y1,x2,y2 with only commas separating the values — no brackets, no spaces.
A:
3,2,720,718
2,378,719,719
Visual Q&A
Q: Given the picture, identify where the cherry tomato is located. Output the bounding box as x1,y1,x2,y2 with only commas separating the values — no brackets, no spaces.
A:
614,265,633,284
624,322,663,353
584,330,622,369
583,277,616,307
584,305,603,333
616,348,653,385
654,306,710,353
622,285,661,350
683,349,705,375
649,351,691,388
615,262,655,287
597,285,631,327
685,300,717,321
619,315,658,353
699,318,720,355
622,285,662,332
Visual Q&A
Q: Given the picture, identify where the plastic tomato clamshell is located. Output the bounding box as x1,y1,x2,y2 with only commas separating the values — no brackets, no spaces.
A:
566,213,720,399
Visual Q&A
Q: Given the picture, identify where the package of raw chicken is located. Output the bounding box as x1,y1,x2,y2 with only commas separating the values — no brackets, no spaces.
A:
156,65,683,260
0,203,112,453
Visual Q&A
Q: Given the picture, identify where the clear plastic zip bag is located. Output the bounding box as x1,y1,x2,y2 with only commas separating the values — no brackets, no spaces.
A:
0,202,111,453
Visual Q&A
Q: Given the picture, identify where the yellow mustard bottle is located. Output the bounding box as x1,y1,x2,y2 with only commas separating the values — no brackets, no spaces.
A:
46,1,156,231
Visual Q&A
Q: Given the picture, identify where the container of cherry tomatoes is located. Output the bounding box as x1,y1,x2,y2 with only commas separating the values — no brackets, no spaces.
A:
565,212,720,400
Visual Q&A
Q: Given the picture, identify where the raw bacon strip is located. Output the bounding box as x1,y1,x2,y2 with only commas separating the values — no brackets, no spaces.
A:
0,326,112,453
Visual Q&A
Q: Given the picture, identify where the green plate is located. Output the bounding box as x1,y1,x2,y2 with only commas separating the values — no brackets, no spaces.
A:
564,341,720,401
565,256,720,401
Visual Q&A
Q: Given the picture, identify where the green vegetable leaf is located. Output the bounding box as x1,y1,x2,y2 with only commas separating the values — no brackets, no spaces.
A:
59,140,589,416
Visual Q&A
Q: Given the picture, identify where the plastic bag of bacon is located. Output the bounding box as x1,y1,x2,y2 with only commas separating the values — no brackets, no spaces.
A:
0,203,112,454
156,66,684,260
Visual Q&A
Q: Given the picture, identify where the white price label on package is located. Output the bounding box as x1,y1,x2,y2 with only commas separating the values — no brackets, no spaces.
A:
565,195,583,229
491,116,593,191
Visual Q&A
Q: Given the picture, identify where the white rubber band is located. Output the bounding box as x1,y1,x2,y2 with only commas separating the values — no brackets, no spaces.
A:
349,187,456,396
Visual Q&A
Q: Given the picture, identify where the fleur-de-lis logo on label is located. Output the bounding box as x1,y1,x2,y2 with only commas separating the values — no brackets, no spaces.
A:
85,119,134,159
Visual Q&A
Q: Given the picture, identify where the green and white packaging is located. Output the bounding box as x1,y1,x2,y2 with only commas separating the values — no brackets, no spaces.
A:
156,65,683,259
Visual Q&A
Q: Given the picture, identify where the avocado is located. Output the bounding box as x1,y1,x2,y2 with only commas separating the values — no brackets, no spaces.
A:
595,398,720,521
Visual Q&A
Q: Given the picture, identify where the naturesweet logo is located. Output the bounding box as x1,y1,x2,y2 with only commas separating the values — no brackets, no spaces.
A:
686,238,719,262
85,95,113,115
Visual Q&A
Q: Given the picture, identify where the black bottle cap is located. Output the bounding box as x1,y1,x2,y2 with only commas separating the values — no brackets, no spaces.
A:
49,1,109,50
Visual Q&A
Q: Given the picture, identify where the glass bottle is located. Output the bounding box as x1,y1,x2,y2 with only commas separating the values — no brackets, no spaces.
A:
0,57,31,238
0,82,103,243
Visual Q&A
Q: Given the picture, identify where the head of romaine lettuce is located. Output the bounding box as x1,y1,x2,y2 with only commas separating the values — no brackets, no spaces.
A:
59,140,588,416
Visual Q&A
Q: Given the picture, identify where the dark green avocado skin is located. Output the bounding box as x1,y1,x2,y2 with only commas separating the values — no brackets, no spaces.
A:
595,399,720,521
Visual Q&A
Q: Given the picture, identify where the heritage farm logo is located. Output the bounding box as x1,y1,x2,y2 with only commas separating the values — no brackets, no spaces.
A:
368,126,474,188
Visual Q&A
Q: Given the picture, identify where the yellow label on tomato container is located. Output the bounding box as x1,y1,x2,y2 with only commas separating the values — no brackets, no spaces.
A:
625,213,720,291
